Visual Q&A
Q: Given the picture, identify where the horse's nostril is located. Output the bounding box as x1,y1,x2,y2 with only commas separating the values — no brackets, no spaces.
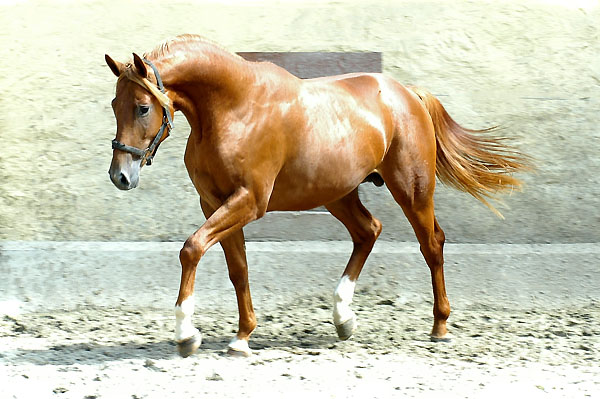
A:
119,172,130,187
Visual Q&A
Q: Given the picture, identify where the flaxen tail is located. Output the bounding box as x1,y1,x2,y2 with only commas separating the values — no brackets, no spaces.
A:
409,86,533,218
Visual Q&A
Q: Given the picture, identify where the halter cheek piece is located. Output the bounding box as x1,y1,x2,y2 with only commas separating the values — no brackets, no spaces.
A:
111,59,174,167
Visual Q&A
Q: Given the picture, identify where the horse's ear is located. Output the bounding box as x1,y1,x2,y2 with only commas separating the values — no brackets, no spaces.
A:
132,53,148,79
105,54,124,77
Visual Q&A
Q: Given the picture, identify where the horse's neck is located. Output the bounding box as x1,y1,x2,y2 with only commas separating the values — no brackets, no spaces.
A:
158,48,251,132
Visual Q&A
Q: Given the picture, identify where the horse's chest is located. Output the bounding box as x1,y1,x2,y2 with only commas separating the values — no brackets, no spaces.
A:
183,137,221,196
183,133,248,199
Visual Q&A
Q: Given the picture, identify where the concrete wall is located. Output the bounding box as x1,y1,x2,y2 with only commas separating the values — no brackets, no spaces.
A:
0,0,598,243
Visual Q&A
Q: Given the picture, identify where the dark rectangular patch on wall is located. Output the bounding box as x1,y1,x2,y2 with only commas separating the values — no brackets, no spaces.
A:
237,52,382,79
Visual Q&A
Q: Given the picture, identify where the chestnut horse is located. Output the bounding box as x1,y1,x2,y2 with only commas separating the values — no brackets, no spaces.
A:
105,34,530,357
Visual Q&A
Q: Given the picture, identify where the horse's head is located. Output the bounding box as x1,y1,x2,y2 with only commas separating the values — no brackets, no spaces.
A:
105,53,173,190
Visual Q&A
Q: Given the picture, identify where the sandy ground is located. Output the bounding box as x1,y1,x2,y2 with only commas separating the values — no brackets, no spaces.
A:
1,241,599,398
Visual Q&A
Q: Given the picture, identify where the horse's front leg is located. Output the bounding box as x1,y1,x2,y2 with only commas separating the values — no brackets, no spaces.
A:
221,229,256,356
200,200,256,357
175,187,261,357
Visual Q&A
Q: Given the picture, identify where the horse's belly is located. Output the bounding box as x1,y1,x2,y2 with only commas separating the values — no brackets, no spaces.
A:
267,180,359,211
267,145,377,211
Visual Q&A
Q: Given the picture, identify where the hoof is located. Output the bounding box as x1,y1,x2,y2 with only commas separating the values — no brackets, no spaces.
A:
177,333,202,358
227,337,252,357
335,317,357,341
430,332,452,343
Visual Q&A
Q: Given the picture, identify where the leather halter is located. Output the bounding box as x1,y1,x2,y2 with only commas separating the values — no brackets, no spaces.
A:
111,59,174,166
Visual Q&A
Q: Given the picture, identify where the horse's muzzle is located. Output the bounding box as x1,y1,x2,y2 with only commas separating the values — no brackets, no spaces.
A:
109,169,138,190
109,157,140,190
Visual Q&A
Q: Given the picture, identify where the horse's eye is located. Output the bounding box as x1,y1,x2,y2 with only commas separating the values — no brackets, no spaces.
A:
137,105,150,117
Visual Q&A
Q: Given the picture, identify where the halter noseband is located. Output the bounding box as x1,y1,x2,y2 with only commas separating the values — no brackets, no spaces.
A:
111,59,174,167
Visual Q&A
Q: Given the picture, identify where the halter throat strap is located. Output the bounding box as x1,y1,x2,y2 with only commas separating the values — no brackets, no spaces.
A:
111,58,174,166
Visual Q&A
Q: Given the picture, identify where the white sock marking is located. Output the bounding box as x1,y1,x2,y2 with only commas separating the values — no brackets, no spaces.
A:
333,275,356,326
228,337,251,355
174,295,199,342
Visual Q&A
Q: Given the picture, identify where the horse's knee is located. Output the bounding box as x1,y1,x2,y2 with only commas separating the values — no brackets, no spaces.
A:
180,238,202,266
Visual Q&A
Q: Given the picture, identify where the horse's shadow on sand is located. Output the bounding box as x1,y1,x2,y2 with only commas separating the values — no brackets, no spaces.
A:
7,334,339,366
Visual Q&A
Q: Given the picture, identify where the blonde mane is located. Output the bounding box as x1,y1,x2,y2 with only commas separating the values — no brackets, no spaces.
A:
117,65,172,109
117,34,243,108
144,33,243,62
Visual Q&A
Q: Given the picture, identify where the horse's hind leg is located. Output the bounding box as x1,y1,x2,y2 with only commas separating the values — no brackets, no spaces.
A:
410,207,450,340
377,99,453,339
325,188,382,340
381,163,451,341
